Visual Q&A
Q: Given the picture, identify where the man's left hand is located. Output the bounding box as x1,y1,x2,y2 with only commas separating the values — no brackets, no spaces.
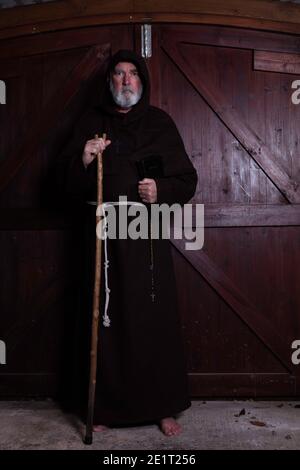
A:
138,178,157,203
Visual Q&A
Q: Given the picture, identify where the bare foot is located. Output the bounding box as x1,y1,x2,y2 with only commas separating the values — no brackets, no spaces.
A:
160,417,182,436
93,424,108,432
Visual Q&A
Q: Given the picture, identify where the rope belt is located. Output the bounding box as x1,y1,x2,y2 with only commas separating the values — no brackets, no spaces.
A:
87,200,147,327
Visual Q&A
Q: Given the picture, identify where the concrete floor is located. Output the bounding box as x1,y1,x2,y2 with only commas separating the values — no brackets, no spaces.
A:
0,400,300,450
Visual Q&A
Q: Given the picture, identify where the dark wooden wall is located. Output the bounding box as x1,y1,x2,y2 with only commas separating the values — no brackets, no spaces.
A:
1,21,300,397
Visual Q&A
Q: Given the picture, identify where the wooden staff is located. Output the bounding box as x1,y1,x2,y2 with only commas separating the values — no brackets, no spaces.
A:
84,132,107,445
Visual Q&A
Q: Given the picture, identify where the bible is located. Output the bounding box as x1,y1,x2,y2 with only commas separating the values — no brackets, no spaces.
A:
136,155,164,179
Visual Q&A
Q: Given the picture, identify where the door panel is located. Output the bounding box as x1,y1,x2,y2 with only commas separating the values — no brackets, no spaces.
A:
147,25,300,396
0,25,133,397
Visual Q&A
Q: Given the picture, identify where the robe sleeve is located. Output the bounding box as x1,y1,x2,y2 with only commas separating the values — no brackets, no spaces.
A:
155,172,197,206
153,113,198,206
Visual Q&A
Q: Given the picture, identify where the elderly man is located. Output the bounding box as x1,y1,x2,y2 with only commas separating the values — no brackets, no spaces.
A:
60,50,197,436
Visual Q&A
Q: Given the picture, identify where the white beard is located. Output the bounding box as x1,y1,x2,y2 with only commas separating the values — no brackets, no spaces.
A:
109,79,143,109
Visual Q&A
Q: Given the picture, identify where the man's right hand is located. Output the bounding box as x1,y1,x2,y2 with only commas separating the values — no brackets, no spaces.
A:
82,136,111,169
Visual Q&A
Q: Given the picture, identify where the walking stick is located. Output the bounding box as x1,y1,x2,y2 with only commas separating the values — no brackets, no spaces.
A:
84,133,107,445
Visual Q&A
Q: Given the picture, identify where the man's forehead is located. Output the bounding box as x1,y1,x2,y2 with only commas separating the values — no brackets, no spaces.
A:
114,61,138,72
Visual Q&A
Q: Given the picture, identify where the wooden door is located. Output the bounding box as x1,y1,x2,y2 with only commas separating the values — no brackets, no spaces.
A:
1,22,300,399
143,24,300,397
0,25,133,397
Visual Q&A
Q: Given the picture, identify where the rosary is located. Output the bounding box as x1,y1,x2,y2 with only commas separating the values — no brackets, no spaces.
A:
149,219,155,302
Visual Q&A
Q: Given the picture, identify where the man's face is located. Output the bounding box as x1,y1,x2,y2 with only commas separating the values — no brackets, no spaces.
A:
109,61,143,109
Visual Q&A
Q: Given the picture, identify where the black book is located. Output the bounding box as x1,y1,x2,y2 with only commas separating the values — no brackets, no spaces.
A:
136,155,164,179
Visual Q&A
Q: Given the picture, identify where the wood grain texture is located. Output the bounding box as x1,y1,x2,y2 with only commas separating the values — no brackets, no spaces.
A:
1,0,300,39
189,204,300,228
0,25,128,60
254,50,300,75
151,24,300,396
0,229,80,398
162,38,300,203
172,238,295,374
161,24,300,55
0,43,110,195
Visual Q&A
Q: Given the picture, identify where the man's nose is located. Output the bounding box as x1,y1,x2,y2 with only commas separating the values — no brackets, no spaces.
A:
122,73,131,85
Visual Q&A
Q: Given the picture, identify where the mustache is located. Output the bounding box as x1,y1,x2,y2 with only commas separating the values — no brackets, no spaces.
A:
120,86,134,94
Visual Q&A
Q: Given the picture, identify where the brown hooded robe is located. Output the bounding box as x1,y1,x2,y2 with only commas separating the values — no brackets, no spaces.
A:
59,50,198,426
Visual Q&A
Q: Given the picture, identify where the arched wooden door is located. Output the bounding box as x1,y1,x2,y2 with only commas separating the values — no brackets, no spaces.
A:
143,24,300,397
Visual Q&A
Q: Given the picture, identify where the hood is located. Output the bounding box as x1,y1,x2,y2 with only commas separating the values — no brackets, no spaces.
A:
98,49,150,122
